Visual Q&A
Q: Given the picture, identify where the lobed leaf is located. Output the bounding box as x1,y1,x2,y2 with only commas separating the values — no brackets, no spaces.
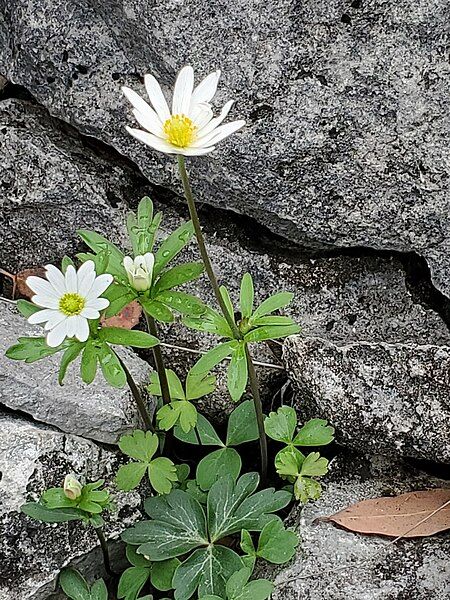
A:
153,221,194,277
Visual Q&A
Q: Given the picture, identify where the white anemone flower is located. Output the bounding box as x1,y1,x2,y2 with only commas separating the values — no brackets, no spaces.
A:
122,65,245,156
26,261,113,348
123,252,155,292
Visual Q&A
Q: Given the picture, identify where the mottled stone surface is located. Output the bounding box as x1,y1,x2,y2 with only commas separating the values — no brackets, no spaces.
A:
0,302,152,444
271,453,450,600
1,1,450,297
284,336,450,463
0,415,142,600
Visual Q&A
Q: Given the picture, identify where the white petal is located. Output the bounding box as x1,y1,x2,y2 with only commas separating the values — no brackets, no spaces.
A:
180,146,216,156
44,311,67,330
66,316,78,338
144,74,171,122
86,297,109,310
26,276,59,299
122,86,161,124
28,308,56,325
190,102,213,130
45,264,66,295
80,307,100,319
123,256,134,271
65,265,77,293
46,319,68,347
126,126,178,154
190,70,220,109
74,316,90,342
172,66,194,116
132,108,164,137
194,120,245,148
86,274,114,300
144,252,155,272
77,260,96,296
196,100,234,138
31,294,60,309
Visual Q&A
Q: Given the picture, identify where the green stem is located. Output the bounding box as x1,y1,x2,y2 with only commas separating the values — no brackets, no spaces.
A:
245,345,268,483
115,351,154,431
177,155,241,339
177,155,268,481
144,311,172,406
95,527,112,577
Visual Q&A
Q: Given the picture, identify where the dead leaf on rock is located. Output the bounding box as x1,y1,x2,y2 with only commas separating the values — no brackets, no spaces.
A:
101,300,142,329
318,488,450,538
15,267,47,299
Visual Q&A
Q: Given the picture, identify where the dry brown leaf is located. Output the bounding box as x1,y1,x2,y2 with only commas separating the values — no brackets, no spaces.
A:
101,300,142,329
15,267,47,299
318,488,450,538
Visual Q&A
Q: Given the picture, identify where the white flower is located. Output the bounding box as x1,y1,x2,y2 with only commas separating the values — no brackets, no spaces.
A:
122,65,245,156
123,253,154,292
63,474,83,500
26,261,113,348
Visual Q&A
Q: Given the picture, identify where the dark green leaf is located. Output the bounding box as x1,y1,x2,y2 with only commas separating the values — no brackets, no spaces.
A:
239,273,254,318
196,448,242,491
293,418,335,447
127,196,157,256
153,262,204,294
189,342,236,377
118,566,150,600
6,337,66,363
244,324,300,343
252,291,294,319
251,315,296,327
90,579,108,600
126,544,151,567
256,518,299,564
80,341,98,384
140,298,174,323
174,414,224,447
151,558,181,591
183,306,233,338
156,290,206,317
103,283,137,318
240,529,256,556
97,343,126,388
157,401,198,433
61,255,75,273
219,286,235,322
77,229,126,277
16,299,40,318
59,568,90,600
58,341,84,385
99,327,159,348
264,406,297,443
148,457,178,494
227,343,248,402
226,400,259,446
21,503,84,523
153,221,194,277
42,488,78,509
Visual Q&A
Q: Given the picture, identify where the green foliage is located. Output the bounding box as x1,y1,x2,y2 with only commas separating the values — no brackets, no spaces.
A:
6,336,69,363
200,567,274,600
116,430,178,494
59,568,108,600
240,518,298,565
21,479,111,526
265,406,334,503
122,472,291,599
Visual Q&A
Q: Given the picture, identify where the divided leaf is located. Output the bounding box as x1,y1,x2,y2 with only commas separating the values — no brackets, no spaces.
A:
264,406,297,444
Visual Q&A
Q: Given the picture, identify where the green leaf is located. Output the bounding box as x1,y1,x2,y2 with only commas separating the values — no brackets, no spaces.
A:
185,479,208,504
119,430,159,462
61,255,76,273
183,306,233,338
77,229,126,278
148,457,178,494
140,298,174,323
156,290,206,317
116,462,147,491
58,341,84,385
256,518,299,564
151,558,181,591
99,327,159,348
251,315,296,326
300,452,329,477
154,262,204,294
294,476,322,503
158,401,198,433
244,324,300,343
16,299,40,318
126,544,152,568
149,369,185,400
174,414,224,447
80,341,98,384
219,286,235,321
59,568,90,600
21,503,83,523
275,446,304,478
189,342,236,377
42,488,78,509
173,546,243,600
196,448,242,491
118,566,150,600
153,220,194,277
90,579,108,600
225,567,274,600
127,196,156,256
185,370,216,401
6,337,66,363
293,418,335,447
264,406,297,443
208,473,291,541
240,529,256,556
97,343,126,388
252,291,294,319
239,273,254,318
226,400,259,446
103,283,137,318
227,343,248,402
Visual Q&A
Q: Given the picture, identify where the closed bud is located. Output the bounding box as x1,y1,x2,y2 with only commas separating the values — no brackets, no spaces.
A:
123,253,155,292
63,474,83,500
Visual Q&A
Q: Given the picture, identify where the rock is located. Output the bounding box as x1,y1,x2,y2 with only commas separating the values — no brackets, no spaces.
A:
0,302,152,444
284,336,450,463
270,453,450,600
0,98,138,272
0,414,142,600
1,1,450,297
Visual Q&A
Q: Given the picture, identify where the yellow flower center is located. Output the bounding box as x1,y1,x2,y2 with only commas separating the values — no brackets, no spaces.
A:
59,293,85,316
163,114,196,148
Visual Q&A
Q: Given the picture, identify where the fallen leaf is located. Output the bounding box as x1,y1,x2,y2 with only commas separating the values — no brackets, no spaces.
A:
101,300,142,329
15,267,46,299
318,488,450,538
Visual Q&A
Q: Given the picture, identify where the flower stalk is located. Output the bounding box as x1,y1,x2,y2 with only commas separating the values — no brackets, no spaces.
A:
143,311,172,407
95,527,112,577
114,351,154,431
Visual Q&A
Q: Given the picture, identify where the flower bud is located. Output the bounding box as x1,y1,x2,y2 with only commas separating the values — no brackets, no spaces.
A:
123,253,155,292
63,474,83,500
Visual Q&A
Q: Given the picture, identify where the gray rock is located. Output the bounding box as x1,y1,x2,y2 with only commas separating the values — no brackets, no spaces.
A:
0,302,152,444
271,453,450,600
0,414,142,600
284,336,450,463
1,1,450,297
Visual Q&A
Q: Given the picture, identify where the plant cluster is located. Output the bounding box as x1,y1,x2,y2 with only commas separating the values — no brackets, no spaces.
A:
6,65,335,599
